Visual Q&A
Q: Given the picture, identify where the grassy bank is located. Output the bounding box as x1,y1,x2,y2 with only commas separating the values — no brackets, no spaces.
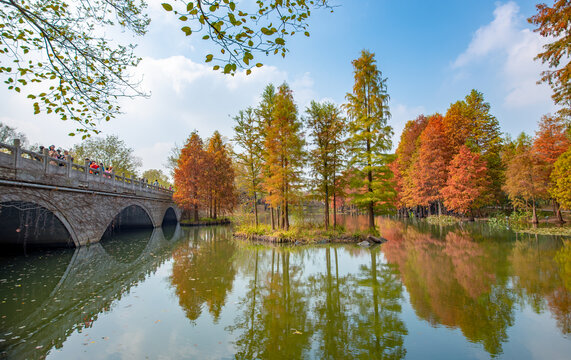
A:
233,223,380,244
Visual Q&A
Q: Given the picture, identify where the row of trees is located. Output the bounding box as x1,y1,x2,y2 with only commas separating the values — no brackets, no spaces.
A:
174,131,236,221
234,50,394,230
392,91,570,222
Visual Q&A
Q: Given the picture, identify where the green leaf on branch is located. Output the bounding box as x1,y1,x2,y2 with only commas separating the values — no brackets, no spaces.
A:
161,3,173,11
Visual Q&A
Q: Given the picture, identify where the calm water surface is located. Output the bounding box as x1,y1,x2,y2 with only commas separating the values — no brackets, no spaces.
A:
1,219,570,359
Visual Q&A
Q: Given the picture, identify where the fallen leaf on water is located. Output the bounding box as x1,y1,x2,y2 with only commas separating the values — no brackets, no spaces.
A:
154,320,160,324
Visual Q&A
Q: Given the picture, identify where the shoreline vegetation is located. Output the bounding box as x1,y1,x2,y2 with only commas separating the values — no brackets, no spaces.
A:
180,217,231,227
232,223,385,244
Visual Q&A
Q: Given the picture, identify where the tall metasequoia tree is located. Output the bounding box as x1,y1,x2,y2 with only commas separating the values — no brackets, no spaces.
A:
174,131,208,221
306,101,346,229
414,114,451,215
442,90,503,205
263,83,305,230
441,145,489,219
233,108,264,227
256,84,278,229
503,133,545,224
206,131,236,218
529,1,571,117
391,115,428,215
344,50,395,230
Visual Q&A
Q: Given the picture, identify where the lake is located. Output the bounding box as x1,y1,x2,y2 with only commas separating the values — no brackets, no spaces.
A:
1,218,570,359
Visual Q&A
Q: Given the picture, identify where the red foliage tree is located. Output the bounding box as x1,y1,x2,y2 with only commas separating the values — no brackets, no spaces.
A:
441,145,489,218
414,114,451,214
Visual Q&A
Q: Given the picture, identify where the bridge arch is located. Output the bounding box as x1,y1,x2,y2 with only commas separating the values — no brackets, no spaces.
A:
0,194,80,248
162,206,178,226
102,203,155,239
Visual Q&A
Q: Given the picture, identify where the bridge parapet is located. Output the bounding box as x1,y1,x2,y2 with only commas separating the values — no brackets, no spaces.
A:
0,139,173,200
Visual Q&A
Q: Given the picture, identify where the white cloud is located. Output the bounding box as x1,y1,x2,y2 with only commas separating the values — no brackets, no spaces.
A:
453,1,555,111
0,55,316,174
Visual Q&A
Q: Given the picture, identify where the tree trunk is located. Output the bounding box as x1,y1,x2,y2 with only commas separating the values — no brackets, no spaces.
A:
531,198,538,224
285,200,289,230
324,184,330,230
438,201,442,216
254,192,259,227
213,198,217,219
555,201,565,223
333,191,337,228
271,206,275,230
277,206,281,228
193,204,199,222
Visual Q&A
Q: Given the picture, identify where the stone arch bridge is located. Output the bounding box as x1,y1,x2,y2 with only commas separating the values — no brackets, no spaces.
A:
0,140,181,247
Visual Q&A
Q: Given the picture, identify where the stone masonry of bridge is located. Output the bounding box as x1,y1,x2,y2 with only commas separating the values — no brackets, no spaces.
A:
0,139,181,247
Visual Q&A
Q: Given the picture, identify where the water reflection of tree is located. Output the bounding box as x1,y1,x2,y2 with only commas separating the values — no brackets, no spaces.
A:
308,247,352,359
350,248,407,359
170,227,237,323
510,235,571,334
228,247,313,359
382,223,515,357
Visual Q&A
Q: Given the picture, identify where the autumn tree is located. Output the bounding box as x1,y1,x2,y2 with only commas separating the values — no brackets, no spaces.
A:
550,147,571,210
391,115,428,215
305,101,346,229
529,1,571,117
72,134,142,176
256,84,278,229
442,90,503,204
233,107,264,226
533,114,571,221
205,131,236,218
344,50,395,229
174,131,207,221
263,83,305,230
441,145,489,219
414,114,451,215
503,133,545,223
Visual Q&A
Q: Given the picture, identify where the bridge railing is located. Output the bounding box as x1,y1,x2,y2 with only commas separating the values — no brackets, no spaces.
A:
0,139,174,196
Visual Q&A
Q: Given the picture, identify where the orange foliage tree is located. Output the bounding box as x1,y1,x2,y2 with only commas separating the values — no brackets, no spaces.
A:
441,145,489,218
391,115,428,214
503,133,546,223
174,131,236,221
174,131,208,221
414,114,451,214
533,114,571,221
205,131,237,219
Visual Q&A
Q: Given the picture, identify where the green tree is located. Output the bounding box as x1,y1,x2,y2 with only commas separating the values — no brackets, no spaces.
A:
141,169,170,188
344,50,395,229
1,0,333,135
72,134,142,176
1,0,150,137
233,107,264,227
305,101,346,229
550,147,571,210
263,83,305,230
161,0,333,74
0,122,28,147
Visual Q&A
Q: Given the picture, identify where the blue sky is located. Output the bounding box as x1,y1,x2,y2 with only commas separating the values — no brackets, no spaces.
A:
0,0,556,173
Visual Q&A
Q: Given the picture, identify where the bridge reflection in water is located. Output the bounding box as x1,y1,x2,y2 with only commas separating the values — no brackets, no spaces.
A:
0,224,183,359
